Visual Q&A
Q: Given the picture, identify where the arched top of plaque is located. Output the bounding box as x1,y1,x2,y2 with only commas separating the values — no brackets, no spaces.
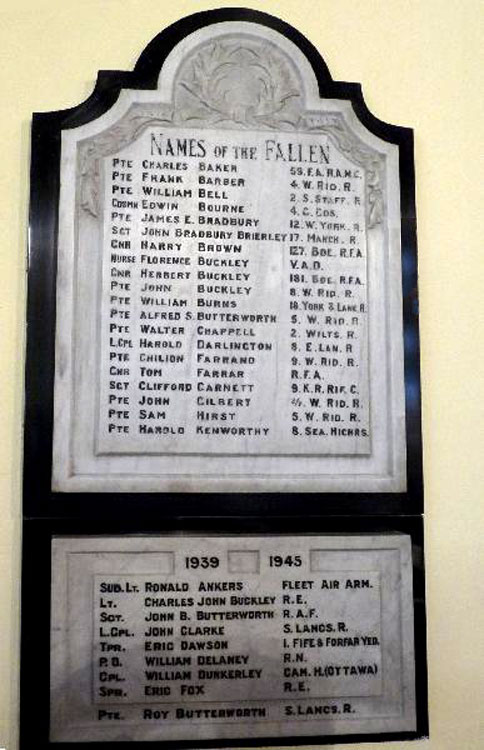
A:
70,10,412,225
66,8,410,140
25,8,422,511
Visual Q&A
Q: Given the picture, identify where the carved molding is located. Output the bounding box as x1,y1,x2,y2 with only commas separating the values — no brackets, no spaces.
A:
78,37,384,226
301,113,385,228
78,106,174,217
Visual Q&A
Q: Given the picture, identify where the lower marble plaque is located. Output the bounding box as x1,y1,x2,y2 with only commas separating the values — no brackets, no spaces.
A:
50,534,416,743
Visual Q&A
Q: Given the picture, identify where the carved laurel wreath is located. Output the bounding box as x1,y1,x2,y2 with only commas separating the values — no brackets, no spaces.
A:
177,41,300,129
78,39,384,226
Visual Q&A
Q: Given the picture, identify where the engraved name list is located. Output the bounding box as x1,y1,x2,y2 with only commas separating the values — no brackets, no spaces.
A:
100,128,369,455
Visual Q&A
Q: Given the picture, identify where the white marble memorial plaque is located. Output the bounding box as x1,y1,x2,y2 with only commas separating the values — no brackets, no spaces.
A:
50,534,416,742
53,22,406,492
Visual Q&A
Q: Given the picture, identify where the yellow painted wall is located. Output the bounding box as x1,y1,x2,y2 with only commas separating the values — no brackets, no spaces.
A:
0,1,482,748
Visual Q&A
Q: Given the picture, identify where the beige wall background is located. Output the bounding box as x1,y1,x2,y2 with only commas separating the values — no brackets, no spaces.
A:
1,1,482,748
